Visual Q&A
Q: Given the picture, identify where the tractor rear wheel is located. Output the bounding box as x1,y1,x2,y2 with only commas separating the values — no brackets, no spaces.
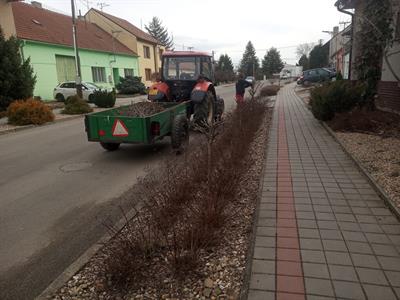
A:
171,114,189,154
193,91,214,126
100,142,120,151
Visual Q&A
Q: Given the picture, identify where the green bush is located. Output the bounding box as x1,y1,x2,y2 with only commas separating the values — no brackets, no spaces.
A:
7,98,54,125
310,80,365,121
116,76,146,95
62,95,93,115
93,90,116,108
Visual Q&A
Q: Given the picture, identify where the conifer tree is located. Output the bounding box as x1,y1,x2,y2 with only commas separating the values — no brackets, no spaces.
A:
262,47,284,78
239,41,260,77
145,17,174,49
0,28,36,111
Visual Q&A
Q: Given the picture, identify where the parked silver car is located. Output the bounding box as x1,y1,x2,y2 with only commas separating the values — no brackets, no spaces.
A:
53,81,105,102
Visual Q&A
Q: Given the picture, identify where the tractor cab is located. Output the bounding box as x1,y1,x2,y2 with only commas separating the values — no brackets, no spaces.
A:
148,51,223,124
163,53,213,101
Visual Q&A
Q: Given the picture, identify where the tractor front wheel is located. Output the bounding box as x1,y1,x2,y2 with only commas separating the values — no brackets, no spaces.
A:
171,114,189,154
193,91,215,126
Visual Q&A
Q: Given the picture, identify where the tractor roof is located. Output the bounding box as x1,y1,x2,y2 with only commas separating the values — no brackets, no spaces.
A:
163,51,212,57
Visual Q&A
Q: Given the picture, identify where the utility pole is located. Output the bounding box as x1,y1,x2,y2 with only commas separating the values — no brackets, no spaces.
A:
97,2,109,11
71,0,83,98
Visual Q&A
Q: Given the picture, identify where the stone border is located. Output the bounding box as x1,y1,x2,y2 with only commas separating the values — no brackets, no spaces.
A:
0,114,84,136
35,208,136,300
321,122,400,221
240,108,275,300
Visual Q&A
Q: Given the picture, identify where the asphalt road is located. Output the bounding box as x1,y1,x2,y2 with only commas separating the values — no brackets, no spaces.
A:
0,84,237,300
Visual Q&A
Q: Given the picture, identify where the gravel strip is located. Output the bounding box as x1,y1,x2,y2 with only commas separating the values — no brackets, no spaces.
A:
50,108,272,300
336,132,400,207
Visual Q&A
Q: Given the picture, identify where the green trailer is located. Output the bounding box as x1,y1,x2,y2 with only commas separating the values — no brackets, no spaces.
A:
84,101,190,152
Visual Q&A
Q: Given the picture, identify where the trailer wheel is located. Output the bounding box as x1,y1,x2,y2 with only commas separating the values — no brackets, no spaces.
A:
193,91,214,126
171,114,189,154
100,142,120,151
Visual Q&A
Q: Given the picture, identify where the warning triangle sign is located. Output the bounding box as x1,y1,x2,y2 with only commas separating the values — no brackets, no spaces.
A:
112,119,129,137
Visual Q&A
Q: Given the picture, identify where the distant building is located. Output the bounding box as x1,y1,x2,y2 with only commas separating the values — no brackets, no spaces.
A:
328,25,352,79
86,9,165,87
336,0,400,114
280,64,303,79
0,1,139,100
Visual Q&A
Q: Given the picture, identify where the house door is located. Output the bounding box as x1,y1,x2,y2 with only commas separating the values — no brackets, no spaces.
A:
55,55,76,83
113,68,120,86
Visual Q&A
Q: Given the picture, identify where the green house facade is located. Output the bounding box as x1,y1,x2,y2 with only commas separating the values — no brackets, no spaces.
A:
22,40,139,100
2,1,139,101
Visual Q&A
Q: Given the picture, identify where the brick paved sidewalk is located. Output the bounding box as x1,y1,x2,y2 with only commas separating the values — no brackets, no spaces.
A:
247,84,400,300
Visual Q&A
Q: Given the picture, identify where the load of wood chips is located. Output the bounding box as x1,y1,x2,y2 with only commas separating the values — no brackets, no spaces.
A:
118,102,165,117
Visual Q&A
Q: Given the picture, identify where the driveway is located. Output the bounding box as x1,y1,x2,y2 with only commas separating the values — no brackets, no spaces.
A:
0,84,237,300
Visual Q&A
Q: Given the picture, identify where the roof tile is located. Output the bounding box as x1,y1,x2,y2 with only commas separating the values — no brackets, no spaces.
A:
11,2,136,56
90,9,159,45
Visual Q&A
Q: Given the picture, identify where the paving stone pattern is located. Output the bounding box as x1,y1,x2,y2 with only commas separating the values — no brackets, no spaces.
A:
247,85,400,300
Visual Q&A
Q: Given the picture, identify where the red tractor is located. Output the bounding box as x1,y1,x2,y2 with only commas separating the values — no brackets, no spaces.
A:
147,51,224,125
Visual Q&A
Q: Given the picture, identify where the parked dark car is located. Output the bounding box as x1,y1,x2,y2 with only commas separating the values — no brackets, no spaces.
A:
297,68,336,86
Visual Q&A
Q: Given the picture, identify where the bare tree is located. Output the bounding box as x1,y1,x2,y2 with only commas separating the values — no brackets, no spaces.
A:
296,43,315,59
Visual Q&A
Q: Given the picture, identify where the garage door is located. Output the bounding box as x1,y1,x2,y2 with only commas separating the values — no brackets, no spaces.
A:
55,55,76,83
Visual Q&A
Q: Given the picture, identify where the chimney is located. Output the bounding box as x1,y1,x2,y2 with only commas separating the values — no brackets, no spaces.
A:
31,1,42,8
78,9,85,21
333,26,339,35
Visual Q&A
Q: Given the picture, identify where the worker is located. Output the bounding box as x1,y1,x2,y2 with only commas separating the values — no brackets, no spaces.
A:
235,74,253,104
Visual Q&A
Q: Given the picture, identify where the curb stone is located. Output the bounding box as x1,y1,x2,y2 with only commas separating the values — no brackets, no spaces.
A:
239,102,275,300
0,114,84,136
35,208,137,300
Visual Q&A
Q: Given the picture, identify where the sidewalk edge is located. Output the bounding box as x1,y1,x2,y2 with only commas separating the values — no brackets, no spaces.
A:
0,114,84,136
321,122,400,220
239,112,273,300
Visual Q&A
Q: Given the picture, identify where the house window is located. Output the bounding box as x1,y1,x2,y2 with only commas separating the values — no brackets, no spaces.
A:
55,55,76,83
143,46,151,59
91,67,106,82
124,68,134,77
145,68,152,81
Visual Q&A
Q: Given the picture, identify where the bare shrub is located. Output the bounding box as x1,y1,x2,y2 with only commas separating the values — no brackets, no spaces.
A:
260,85,280,97
103,97,269,287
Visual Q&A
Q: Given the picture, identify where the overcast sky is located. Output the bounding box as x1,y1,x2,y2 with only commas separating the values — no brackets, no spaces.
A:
31,0,351,66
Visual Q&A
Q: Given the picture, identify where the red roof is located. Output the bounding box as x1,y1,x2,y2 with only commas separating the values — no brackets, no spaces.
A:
89,9,159,45
11,2,136,56
163,51,212,57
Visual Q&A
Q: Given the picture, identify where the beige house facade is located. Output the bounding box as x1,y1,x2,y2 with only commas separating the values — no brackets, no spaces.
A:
0,0,17,38
86,9,165,86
